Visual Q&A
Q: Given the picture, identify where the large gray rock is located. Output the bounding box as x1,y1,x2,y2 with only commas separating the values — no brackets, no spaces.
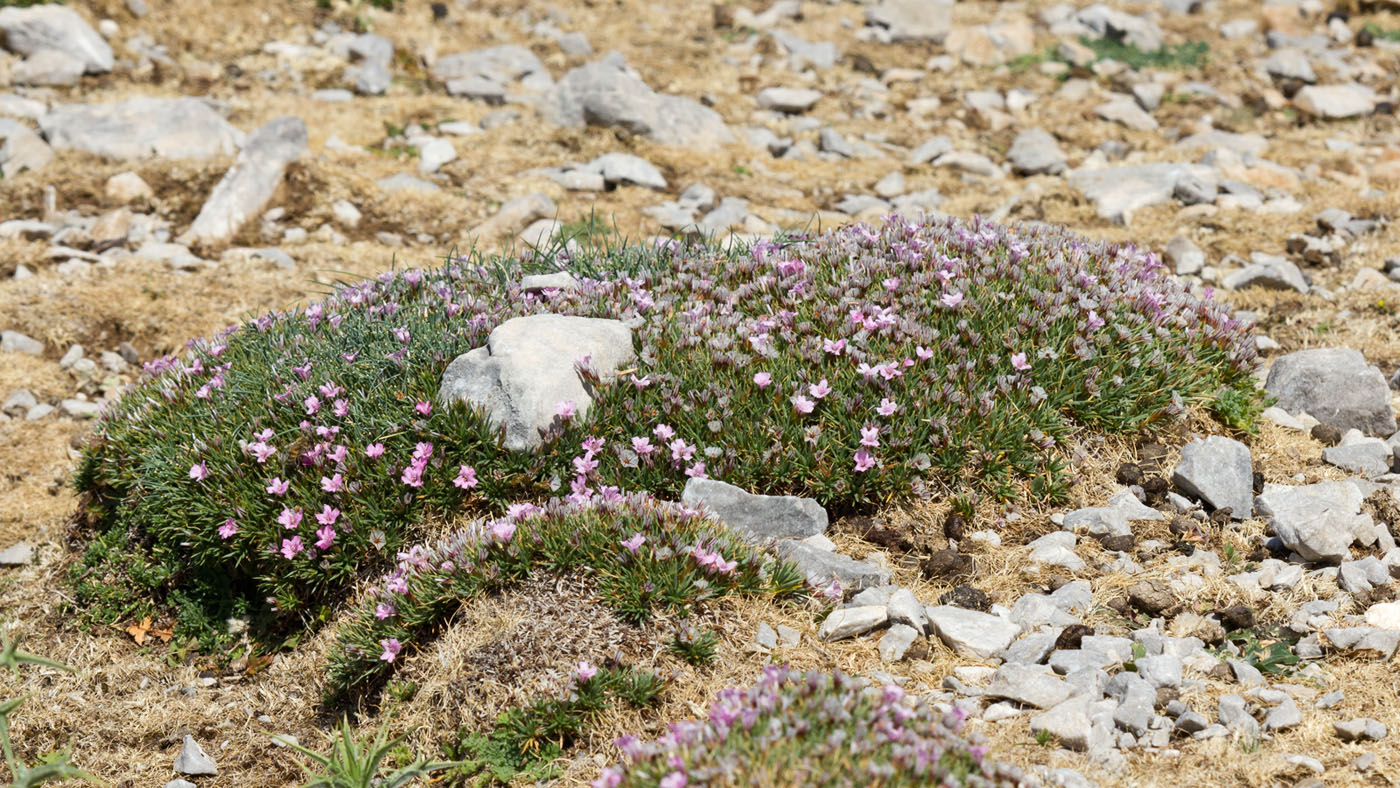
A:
1255,480,1370,563
12,47,85,86
173,735,216,776
178,116,307,248
1172,436,1253,517
987,663,1074,709
682,478,827,541
0,120,52,177
1324,627,1400,659
1,330,43,355
1075,3,1164,51
439,314,634,451
1223,253,1308,293
1007,128,1067,176
1266,348,1397,436
1294,84,1376,119
1061,489,1163,548
544,53,732,149
585,152,666,190
0,5,113,73
39,98,244,160
924,605,1020,660
1324,438,1394,478
0,542,33,566
1030,695,1094,751
818,605,887,641
775,540,891,591
1068,163,1217,224
866,0,954,42
432,44,545,85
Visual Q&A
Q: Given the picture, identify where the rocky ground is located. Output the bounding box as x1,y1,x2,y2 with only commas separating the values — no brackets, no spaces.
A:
2,0,1400,786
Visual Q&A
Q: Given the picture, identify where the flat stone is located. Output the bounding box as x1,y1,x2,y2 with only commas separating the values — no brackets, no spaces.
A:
1030,695,1093,751
878,623,921,662
1267,348,1396,436
1335,718,1388,742
0,5,113,73
544,53,731,150
470,193,554,239
925,605,1020,660
818,605,888,641
1256,480,1371,562
178,116,306,248
40,98,243,160
987,663,1073,709
418,138,456,174
0,542,33,566
1364,602,1400,630
1135,653,1183,689
1294,83,1376,119
1027,531,1085,571
1166,235,1206,276
432,44,544,85
1262,697,1303,731
1324,627,1400,659
1222,254,1308,293
681,478,826,542
866,0,954,42
908,136,953,164
12,47,85,86
173,735,217,776
886,588,926,631
438,314,633,451
1324,439,1393,478
756,87,822,113
1,330,43,355
0,122,52,177
998,629,1060,665
775,539,891,591
586,152,666,189
1007,127,1067,176
1069,162,1218,225
1172,435,1253,517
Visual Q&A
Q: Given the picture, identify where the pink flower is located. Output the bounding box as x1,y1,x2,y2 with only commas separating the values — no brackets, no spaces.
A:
303,395,321,415
621,533,646,553
218,518,239,539
1087,310,1105,330
188,462,208,481
576,661,598,682
379,637,402,663
669,439,696,462
915,345,934,361
278,507,303,530
1011,352,1031,371
315,525,337,550
653,423,675,441
876,398,898,417
631,436,654,456
791,394,815,414
685,461,708,479
316,505,341,526
591,769,623,788
365,443,385,459
415,400,432,416
821,579,842,602
573,454,600,476
860,426,880,448
332,398,349,419
823,337,846,355
853,450,876,472
375,603,396,620
321,473,344,493
660,772,688,788
453,464,478,489
629,373,652,389
808,378,832,399
491,519,517,542
555,400,578,419
280,536,304,559
400,464,424,488
326,444,347,464
266,477,290,496
251,442,277,463
582,436,605,456
753,372,772,388
940,290,964,309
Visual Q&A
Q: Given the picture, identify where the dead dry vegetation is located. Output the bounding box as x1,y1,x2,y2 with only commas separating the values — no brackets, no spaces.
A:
2,0,1400,786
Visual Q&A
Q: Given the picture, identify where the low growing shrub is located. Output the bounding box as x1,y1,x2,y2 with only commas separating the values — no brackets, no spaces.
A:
72,214,1256,647
592,666,1026,788
329,495,805,695
446,662,665,786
